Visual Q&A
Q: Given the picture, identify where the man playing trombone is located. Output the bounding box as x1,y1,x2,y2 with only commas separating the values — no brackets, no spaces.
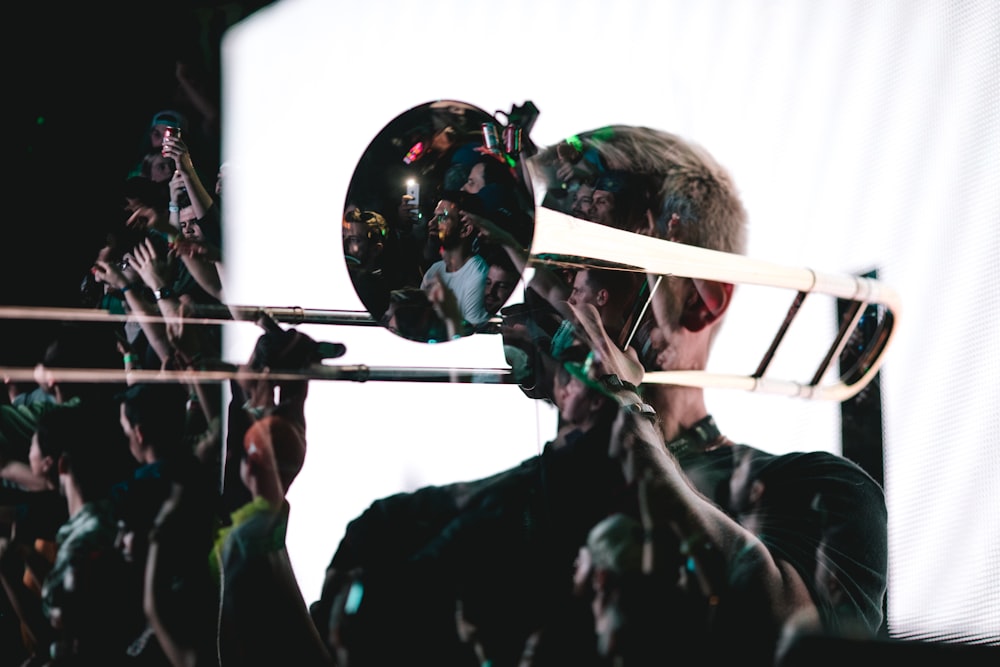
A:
310,124,889,667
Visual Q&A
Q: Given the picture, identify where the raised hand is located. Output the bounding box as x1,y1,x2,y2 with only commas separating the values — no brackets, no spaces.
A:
565,300,644,388
129,236,175,292
92,256,139,292
162,135,195,176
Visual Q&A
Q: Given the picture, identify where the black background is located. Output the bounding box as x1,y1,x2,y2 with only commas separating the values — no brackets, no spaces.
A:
4,2,273,362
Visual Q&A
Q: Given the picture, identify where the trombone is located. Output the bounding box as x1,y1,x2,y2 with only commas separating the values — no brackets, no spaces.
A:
0,208,900,401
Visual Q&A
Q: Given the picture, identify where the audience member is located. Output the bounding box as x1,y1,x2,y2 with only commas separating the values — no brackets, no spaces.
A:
343,208,391,321
379,287,453,343
551,267,646,361
0,406,137,665
0,323,126,472
129,110,188,181
0,408,72,663
113,381,219,667
213,414,331,666
419,191,490,331
479,242,520,319
162,131,222,251
570,177,596,219
139,151,177,184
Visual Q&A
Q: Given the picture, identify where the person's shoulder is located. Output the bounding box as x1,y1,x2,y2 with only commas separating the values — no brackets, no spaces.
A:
469,253,489,272
740,446,885,509
777,449,878,481
421,260,445,283
739,444,870,475
58,501,119,549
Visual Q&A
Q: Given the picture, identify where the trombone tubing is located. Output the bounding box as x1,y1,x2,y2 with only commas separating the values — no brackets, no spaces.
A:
0,305,380,328
0,211,900,399
0,365,516,385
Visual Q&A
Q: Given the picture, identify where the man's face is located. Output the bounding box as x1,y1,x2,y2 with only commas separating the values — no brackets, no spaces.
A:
148,154,174,183
149,124,168,149
461,162,486,194
343,220,373,263
115,522,139,563
640,277,689,371
588,189,615,225
571,184,595,218
567,270,600,311
179,209,202,240
434,200,464,248
554,372,598,427
484,265,516,314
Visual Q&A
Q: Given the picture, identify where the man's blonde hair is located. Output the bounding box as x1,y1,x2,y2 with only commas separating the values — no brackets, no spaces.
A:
534,125,747,256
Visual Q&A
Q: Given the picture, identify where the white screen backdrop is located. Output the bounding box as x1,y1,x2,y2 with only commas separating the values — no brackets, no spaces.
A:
221,0,1000,644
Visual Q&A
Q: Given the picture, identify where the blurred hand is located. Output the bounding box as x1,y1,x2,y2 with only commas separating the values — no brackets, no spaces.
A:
565,301,644,388
398,195,420,226
130,236,174,291
609,400,672,487
172,237,221,263
174,59,192,85
92,257,138,291
126,205,167,235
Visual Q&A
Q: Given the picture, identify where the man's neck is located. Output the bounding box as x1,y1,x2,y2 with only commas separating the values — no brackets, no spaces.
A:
645,385,712,445
62,480,85,518
442,246,471,273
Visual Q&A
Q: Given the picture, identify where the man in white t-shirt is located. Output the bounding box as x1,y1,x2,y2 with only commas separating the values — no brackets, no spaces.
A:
420,191,489,329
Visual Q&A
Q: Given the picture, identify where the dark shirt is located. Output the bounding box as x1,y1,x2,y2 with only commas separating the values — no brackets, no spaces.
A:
44,500,135,662
314,418,624,666
314,420,888,666
347,263,390,322
680,443,888,637
8,487,68,543
219,500,331,666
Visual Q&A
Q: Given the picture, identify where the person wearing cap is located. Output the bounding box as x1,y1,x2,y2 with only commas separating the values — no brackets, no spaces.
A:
549,347,619,452
126,110,188,182
211,410,330,665
149,110,189,149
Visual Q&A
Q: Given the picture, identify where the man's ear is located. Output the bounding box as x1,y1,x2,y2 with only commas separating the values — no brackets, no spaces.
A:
679,279,734,332
596,288,609,308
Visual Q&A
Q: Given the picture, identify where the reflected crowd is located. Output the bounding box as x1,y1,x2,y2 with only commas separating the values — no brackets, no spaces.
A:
0,52,900,667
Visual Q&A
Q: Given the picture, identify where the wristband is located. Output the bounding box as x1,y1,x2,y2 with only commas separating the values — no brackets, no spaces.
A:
168,202,180,213
123,353,138,366
153,286,175,301
120,282,137,293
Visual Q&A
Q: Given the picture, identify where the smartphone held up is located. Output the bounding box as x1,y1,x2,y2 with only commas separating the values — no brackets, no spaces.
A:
161,124,182,158
405,178,421,221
